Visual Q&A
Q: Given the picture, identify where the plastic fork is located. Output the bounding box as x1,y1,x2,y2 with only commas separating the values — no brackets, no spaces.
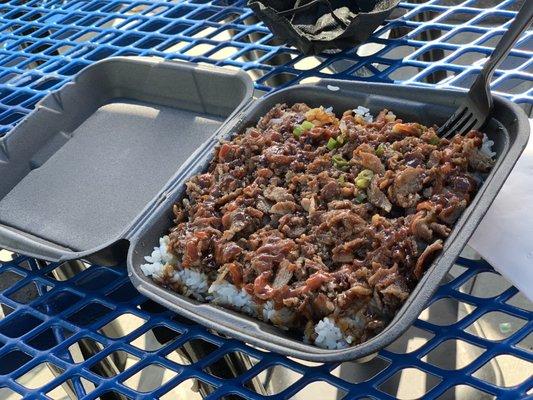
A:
437,2,533,138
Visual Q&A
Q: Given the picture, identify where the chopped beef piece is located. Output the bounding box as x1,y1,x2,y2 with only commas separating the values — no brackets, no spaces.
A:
158,103,492,348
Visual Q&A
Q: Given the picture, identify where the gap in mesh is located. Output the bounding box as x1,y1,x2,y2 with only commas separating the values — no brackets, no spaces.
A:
189,9,218,21
380,23,415,40
8,280,49,304
466,311,527,341
130,324,181,352
450,50,488,66
240,30,268,44
86,46,116,61
517,333,532,353
479,33,504,48
422,338,485,370
159,377,214,399
459,271,511,298
101,313,146,338
0,111,25,126
419,297,475,326
437,11,476,25
379,367,442,399
506,292,532,312
162,22,194,35
67,336,104,363
0,312,42,337
66,302,113,327
411,27,445,41
170,338,219,365
381,45,420,60
136,36,167,50
161,39,192,53
99,390,133,399
332,356,390,384
416,47,453,62
447,28,485,45
475,12,513,27
204,351,258,379
45,262,80,281
4,91,35,106
293,56,322,71
36,290,82,315
263,72,297,88
0,269,25,291
113,33,143,46
184,43,216,56
47,375,96,399
246,364,302,394
318,58,356,74
99,17,126,28
123,363,178,393
293,380,346,399
239,48,268,62
499,54,530,70
0,349,33,374
386,325,434,353
211,45,241,60
107,281,138,303
191,26,218,38
494,78,532,95
74,267,118,290
15,361,64,389
436,384,494,399
0,303,15,318
27,325,74,350
387,66,420,81
1,55,30,68
165,5,196,19
421,67,456,84
473,354,532,387
0,387,22,399
405,8,442,23
139,19,168,33
147,5,171,16
89,349,140,378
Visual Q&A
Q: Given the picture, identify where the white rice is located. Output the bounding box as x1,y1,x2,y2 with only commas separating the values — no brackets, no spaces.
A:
313,317,351,350
172,269,209,300
140,235,208,300
353,105,374,123
481,133,496,158
208,281,257,316
142,236,348,348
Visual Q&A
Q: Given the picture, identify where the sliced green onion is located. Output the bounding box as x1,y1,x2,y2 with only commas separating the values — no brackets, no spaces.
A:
332,154,349,170
301,120,314,131
326,138,339,150
356,177,370,189
375,144,385,157
338,175,346,185
293,125,304,138
357,169,374,180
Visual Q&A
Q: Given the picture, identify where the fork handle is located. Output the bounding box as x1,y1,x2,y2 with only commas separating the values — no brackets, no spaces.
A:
471,2,533,93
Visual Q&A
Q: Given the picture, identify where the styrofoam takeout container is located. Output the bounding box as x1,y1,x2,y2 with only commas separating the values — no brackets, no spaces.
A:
0,57,528,361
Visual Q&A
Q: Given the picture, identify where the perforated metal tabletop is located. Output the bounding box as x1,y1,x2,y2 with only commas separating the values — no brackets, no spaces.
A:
0,0,531,399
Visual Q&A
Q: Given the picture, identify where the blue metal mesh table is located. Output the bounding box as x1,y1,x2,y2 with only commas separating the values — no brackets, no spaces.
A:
0,0,531,398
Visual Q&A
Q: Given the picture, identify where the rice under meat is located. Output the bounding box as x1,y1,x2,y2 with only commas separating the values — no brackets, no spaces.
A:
141,103,494,349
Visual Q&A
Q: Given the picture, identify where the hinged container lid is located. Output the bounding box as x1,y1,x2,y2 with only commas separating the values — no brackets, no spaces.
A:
0,57,254,264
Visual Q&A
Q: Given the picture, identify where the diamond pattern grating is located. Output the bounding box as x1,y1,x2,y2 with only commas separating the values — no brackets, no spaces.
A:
0,0,532,398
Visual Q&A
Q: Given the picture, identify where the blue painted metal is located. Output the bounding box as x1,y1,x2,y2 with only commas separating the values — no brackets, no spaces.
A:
0,0,531,398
